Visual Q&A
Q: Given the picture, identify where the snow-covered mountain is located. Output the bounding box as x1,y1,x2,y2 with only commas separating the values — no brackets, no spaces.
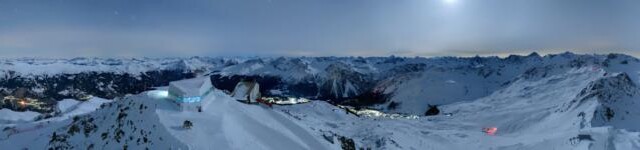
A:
211,52,640,116
2,52,640,115
1,52,640,149
0,57,219,109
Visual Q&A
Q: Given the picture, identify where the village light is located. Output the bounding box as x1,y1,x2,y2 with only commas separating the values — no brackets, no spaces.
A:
19,100,26,106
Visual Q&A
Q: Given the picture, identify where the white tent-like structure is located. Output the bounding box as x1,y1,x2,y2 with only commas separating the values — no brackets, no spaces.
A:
168,77,213,111
231,80,260,103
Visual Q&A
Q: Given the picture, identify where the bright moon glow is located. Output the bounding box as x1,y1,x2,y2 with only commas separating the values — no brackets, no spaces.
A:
444,0,457,5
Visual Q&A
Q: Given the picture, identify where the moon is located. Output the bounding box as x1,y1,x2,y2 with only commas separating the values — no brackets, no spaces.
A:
444,0,458,5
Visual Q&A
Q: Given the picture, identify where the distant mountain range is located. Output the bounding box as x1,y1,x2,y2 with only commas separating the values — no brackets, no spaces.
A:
2,52,640,149
1,52,639,115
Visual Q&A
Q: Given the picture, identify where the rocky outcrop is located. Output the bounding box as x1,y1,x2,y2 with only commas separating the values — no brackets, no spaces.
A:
561,73,640,131
48,95,187,150
577,73,637,102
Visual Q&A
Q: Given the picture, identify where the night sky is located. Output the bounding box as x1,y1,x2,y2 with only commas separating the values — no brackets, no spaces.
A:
0,0,639,57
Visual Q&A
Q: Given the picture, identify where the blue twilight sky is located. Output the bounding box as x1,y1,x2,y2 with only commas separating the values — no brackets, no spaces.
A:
0,0,639,58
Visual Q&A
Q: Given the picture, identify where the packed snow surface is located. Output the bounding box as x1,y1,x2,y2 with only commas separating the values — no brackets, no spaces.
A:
0,109,40,123
156,90,329,150
56,98,110,120
273,68,640,150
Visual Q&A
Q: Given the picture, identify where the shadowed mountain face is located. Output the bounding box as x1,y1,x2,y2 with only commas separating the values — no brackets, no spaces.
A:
0,70,196,100
0,70,196,113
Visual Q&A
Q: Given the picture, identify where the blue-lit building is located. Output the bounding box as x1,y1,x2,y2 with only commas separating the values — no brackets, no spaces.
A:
168,77,213,111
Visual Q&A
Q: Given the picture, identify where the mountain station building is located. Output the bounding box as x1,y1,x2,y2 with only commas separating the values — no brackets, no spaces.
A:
168,77,213,111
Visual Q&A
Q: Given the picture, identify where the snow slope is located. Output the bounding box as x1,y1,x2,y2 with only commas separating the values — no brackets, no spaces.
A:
55,98,110,120
0,109,40,124
0,88,334,150
275,67,640,149
1,98,108,122
156,90,330,150
0,95,187,149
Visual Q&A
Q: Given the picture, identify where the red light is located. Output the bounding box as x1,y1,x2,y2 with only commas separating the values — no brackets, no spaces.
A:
483,127,497,136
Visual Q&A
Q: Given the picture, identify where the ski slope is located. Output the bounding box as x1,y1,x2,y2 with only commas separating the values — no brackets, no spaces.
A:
156,90,331,150
0,109,40,124
272,67,640,149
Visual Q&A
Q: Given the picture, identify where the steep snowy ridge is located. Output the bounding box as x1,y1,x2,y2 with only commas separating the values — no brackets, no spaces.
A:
320,62,372,99
156,90,331,150
45,89,335,150
378,54,549,114
272,66,640,150
0,95,186,149
49,95,186,149
574,73,640,131
383,52,640,115
425,67,640,150
576,73,638,104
